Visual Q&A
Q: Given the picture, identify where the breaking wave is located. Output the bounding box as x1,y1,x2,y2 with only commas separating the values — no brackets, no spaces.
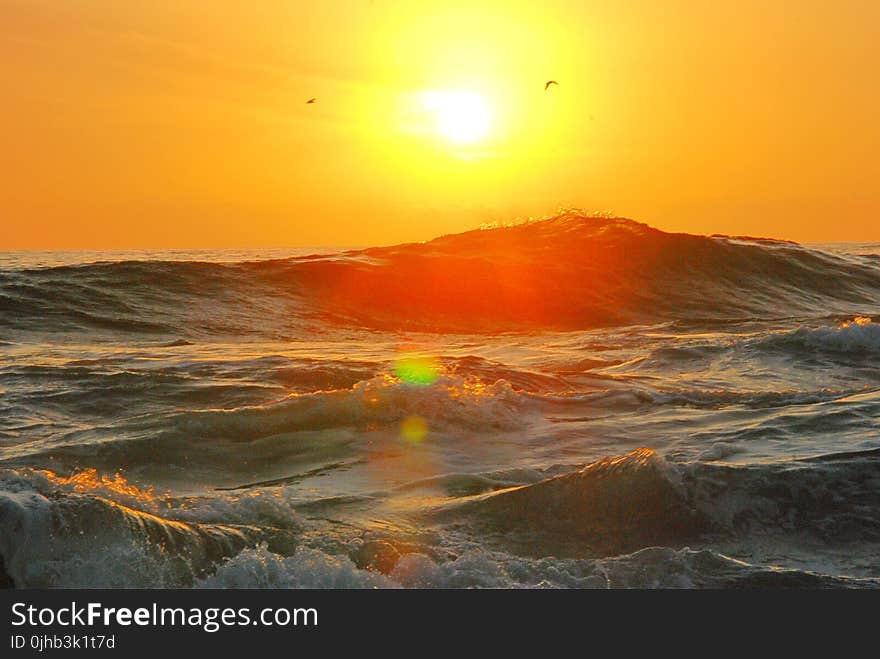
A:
751,317,880,354
13,372,539,475
3,447,879,588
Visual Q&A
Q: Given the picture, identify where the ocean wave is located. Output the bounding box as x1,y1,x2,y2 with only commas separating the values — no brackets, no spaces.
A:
683,447,880,542
426,447,880,557
198,543,878,589
538,385,872,411
434,448,712,557
751,317,880,354
0,259,311,340
3,214,879,335
162,372,534,438
12,373,539,473
4,445,880,588
0,468,300,588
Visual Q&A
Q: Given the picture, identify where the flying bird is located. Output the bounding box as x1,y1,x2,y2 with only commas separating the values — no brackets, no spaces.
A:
544,80,558,91
306,97,316,104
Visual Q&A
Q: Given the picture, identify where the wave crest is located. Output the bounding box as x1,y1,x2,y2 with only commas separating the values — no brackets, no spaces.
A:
754,317,880,354
4,214,879,335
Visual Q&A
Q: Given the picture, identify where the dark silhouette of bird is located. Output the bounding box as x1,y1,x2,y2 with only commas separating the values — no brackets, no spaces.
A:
544,80,558,91
306,98,316,104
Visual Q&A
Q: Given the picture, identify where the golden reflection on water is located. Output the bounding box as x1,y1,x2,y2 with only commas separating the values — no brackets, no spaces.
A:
841,316,872,328
40,468,156,502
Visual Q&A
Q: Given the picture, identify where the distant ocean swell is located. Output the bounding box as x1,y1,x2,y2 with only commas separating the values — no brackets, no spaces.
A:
2,214,880,337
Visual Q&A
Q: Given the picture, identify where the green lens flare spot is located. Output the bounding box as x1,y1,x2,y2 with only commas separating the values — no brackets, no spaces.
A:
393,357,440,385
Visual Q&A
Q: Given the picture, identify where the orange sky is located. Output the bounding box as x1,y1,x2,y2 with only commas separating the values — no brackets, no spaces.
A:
2,0,878,248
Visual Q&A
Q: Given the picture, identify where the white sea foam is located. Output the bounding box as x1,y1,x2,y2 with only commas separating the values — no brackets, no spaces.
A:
198,543,863,589
759,317,880,354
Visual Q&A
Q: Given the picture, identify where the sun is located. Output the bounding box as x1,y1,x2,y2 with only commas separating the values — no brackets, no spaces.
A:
421,91,491,144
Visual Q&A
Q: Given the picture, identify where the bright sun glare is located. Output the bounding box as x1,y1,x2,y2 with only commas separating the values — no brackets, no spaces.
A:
422,91,491,144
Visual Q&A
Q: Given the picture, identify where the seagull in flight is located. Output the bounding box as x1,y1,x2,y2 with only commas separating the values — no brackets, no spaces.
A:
306,97,316,104
544,80,558,91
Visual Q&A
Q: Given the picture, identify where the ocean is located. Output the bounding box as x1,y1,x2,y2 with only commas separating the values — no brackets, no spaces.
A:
1,213,879,588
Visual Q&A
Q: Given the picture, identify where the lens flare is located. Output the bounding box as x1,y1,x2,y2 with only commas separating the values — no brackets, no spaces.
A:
393,356,440,385
400,415,428,442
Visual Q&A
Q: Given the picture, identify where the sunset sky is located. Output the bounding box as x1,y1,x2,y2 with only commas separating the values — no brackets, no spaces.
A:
2,0,878,248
